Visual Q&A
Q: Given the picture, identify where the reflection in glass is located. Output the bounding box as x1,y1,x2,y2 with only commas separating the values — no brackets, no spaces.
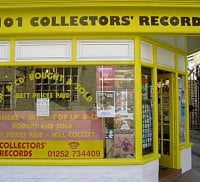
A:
163,141,170,155
163,125,169,139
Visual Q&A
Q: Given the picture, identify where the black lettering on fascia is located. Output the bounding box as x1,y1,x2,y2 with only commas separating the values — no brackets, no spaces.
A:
52,16,60,26
99,16,109,26
121,16,133,26
61,16,69,26
192,17,200,26
70,16,78,26
40,17,50,26
151,16,159,26
4,17,13,27
139,16,150,25
160,16,169,26
181,17,191,26
88,16,98,26
110,16,120,25
30,17,39,26
79,16,88,26
170,16,179,26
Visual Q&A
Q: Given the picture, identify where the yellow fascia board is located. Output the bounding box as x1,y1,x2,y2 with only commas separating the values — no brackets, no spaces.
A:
0,1,200,8
0,7,200,35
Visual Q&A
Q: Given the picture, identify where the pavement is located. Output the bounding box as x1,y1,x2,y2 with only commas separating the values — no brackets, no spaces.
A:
172,130,200,182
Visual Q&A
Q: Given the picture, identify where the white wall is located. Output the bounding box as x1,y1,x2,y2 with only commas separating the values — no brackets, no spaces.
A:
181,147,192,173
0,160,159,182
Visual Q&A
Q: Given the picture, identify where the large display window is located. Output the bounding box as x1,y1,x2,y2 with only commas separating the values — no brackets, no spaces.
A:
0,66,135,159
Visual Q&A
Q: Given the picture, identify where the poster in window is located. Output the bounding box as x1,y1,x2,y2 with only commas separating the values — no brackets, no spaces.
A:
114,134,134,157
96,66,115,91
142,74,148,100
36,98,49,116
96,91,115,117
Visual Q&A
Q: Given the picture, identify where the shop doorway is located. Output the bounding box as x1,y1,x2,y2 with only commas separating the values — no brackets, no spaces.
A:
157,71,175,168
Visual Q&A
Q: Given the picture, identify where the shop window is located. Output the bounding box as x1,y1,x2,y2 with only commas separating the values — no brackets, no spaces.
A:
141,67,153,155
0,66,134,159
179,75,186,144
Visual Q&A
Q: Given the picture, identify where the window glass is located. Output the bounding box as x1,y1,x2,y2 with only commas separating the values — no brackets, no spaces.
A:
0,82,12,110
0,66,135,159
179,75,186,144
141,67,153,155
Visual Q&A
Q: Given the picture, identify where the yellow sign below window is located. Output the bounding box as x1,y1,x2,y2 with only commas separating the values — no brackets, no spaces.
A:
0,140,104,159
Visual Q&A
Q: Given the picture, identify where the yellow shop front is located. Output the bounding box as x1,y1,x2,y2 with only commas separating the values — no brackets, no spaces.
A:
0,1,198,181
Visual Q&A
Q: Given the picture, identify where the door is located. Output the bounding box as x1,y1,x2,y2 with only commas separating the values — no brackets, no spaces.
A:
157,73,175,168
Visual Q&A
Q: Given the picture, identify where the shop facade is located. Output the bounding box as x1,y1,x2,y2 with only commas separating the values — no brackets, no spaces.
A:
0,0,198,181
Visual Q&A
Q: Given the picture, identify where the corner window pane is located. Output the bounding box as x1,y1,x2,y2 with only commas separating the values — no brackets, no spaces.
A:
142,67,153,155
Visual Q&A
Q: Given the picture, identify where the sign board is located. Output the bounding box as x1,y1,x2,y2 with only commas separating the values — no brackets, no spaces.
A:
0,8,200,34
0,111,104,159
